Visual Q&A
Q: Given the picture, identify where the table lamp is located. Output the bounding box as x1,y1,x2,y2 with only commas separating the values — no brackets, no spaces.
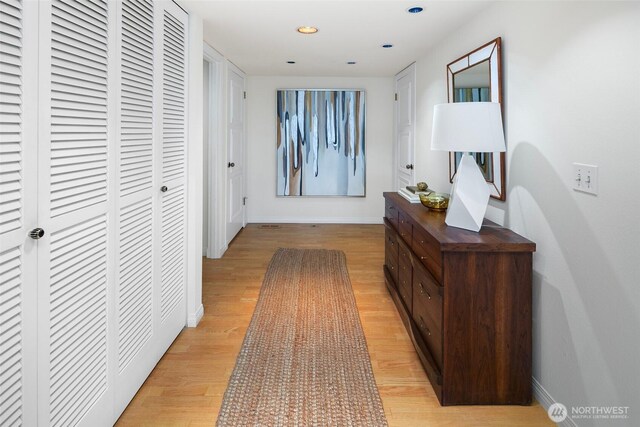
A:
431,102,506,232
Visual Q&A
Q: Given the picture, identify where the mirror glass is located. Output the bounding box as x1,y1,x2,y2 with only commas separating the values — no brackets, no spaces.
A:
452,60,492,181
447,37,505,200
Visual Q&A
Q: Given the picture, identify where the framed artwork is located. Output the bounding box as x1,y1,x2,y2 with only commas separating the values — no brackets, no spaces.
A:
276,89,366,196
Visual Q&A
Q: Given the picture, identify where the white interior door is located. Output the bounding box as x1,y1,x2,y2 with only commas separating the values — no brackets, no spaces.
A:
37,1,114,425
226,64,245,242
395,63,416,190
113,0,158,416
156,0,188,351
202,59,209,254
115,1,188,415
0,1,38,425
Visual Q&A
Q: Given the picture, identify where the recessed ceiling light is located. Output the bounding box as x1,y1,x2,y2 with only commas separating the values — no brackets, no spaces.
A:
287,61,296,64
297,26,318,34
347,61,357,65
382,44,394,49
407,6,424,14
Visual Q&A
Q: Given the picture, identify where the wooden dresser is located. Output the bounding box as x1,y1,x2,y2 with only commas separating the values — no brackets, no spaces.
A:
383,192,536,405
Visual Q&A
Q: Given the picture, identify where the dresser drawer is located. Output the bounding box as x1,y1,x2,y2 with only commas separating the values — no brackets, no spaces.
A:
412,226,443,283
385,252,398,286
385,225,399,262
413,262,443,332
384,220,399,284
412,296,443,370
398,243,413,311
398,211,413,245
385,200,398,230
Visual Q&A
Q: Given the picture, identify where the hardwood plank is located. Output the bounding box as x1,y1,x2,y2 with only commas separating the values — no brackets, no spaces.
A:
116,224,551,426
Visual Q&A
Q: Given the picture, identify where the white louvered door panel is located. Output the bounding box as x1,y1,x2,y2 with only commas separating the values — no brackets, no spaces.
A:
156,1,187,350
0,1,37,426
113,0,158,417
37,0,114,425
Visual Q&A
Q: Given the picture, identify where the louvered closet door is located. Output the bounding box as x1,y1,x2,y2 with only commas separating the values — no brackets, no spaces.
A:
155,0,188,351
0,1,37,425
113,0,158,416
36,1,114,425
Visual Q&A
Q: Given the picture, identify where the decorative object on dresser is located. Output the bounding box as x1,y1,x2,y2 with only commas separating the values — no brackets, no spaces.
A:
419,192,449,211
416,181,429,191
383,192,535,406
398,187,423,203
447,37,505,200
431,102,506,231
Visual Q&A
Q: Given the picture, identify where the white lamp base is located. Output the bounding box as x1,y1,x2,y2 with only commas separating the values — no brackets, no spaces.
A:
445,153,491,232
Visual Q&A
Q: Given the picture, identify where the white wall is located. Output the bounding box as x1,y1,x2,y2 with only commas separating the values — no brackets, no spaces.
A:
413,2,640,425
245,76,394,223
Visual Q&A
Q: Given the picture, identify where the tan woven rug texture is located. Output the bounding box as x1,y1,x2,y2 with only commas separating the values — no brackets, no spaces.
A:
216,248,388,426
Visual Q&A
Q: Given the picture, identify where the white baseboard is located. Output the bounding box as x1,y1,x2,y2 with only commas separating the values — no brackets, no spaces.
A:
187,304,204,327
205,242,228,259
214,243,228,258
246,216,383,224
532,377,578,427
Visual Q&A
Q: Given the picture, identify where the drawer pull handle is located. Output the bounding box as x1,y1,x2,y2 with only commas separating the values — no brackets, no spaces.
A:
419,316,431,336
420,256,425,260
421,240,424,244
419,283,431,300
390,266,394,270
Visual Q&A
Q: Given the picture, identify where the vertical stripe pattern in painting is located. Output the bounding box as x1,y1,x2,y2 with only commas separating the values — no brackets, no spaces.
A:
276,90,365,196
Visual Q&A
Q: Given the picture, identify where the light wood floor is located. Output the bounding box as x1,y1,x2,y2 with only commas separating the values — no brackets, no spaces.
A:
116,224,552,426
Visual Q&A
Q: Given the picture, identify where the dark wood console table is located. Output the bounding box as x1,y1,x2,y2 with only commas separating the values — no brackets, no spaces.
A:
383,192,536,405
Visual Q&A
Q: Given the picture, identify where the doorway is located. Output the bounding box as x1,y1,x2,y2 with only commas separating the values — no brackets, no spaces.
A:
394,63,416,190
203,45,226,258
225,63,246,242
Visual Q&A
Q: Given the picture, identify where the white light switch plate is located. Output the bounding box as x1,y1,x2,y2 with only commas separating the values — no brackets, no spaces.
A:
572,163,598,195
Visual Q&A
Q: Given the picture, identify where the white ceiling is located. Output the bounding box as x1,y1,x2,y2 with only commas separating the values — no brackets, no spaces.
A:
181,0,492,77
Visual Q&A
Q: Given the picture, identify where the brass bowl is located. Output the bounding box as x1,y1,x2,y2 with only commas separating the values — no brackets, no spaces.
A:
419,192,450,211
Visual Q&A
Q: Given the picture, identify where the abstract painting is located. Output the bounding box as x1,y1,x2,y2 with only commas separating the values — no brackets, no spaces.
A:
276,89,366,196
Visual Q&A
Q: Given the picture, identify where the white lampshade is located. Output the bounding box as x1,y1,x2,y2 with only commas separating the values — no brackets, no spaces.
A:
431,102,506,153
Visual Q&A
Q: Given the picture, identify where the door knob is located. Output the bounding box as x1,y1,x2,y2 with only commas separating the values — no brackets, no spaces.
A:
405,164,414,170
160,186,168,193
29,228,45,240
228,162,235,168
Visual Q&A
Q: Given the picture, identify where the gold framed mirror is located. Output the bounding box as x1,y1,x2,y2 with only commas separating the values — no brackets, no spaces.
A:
447,37,505,200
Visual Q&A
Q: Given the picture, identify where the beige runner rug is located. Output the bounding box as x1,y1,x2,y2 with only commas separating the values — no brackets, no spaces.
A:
216,248,388,426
